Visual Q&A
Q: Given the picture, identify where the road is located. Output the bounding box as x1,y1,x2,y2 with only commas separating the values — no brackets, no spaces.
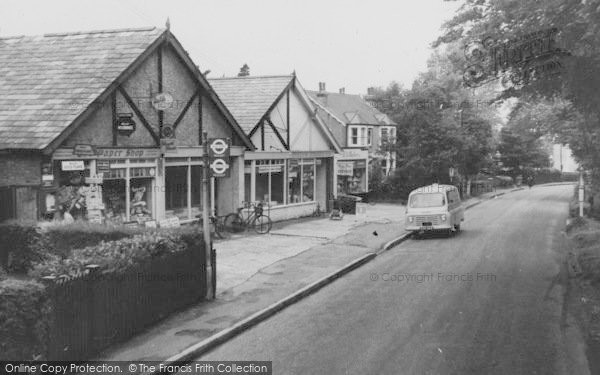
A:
194,185,586,374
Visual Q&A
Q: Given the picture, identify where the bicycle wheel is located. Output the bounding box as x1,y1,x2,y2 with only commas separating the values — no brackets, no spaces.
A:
224,213,244,233
252,215,272,234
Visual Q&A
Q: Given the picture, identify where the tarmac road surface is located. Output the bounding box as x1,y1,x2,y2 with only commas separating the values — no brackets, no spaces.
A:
193,184,588,375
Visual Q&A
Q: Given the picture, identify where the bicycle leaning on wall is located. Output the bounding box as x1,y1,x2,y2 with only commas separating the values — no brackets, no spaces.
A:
224,201,273,234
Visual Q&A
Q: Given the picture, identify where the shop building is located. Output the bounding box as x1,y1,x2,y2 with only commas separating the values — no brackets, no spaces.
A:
209,75,342,221
0,27,253,224
307,84,398,197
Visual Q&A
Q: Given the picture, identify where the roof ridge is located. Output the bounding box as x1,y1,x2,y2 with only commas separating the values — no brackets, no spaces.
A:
0,27,160,40
208,74,293,80
44,26,160,37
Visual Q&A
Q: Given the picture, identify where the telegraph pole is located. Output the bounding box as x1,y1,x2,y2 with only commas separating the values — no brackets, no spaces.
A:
202,131,214,300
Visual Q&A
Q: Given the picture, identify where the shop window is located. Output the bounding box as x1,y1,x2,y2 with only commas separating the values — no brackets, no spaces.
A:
301,160,315,201
103,179,126,223
191,165,202,207
166,166,188,210
165,164,202,220
288,160,301,204
254,160,284,206
129,178,153,223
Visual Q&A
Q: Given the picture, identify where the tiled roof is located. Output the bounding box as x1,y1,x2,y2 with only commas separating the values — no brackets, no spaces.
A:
208,75,293,133
0,27,165,150
307,91,397,126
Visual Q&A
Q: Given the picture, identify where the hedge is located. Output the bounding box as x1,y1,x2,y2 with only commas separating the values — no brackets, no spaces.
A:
0,278,50,360
0,221,150,273
1,227,205,360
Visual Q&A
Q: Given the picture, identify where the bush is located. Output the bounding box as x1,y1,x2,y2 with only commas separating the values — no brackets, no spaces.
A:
0,222,45,273
37,221,146,259
30,228,203,279
0,278,50,360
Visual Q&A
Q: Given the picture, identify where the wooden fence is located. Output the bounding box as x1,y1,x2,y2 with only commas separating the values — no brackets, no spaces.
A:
42,247,206,360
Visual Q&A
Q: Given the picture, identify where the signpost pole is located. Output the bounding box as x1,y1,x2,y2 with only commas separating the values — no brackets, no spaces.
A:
202,131,214,300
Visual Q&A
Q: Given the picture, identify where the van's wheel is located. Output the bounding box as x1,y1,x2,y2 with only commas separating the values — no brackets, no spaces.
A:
454,224,461,234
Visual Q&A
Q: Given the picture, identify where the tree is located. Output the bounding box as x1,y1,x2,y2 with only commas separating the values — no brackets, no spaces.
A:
435,0,600,184
497,127,549,179
374,44,496,197
238,64,250,77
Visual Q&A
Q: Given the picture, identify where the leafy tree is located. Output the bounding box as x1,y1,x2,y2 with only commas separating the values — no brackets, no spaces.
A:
238,64,250,77
435,0,600,183
374,44,496,197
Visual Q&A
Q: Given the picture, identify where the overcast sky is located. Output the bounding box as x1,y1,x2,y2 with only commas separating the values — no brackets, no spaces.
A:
0,0,460,94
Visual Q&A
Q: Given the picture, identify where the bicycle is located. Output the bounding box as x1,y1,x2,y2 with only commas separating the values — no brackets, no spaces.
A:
224,201,273,234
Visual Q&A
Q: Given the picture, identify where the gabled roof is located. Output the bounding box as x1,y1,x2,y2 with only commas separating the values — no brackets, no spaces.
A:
208,75,342,153
0,27,254,151
208,75,293,133
307,91,397,127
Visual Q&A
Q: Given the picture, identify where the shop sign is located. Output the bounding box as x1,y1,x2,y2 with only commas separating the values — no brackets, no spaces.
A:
160,138,177,150
152,92,174,111
123,221,139,229
116,113,136,136
159,216,181,228
337,161,354,176
96,148,161,159
342,149,368,159
73,144,97,157
96,160,111,176
42,174,54,187
62,160,85,171
355,160,367,168
258,164,282,174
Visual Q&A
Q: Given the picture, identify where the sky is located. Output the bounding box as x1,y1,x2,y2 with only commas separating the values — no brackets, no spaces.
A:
0,0,460,95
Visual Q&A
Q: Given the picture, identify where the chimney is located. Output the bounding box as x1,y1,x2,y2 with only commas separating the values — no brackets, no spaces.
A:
367,87,375,96
319,82,326,92
339,87,345,94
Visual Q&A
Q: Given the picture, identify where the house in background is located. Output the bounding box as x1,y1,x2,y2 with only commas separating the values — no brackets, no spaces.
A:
307,84,398,197
0,26,253,223
209,74,342,221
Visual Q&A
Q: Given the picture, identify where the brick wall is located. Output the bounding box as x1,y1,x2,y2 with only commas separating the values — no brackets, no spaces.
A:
0,154,41,186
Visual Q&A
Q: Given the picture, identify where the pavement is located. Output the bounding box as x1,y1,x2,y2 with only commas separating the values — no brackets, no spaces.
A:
198,184,588,375
97,187,522,364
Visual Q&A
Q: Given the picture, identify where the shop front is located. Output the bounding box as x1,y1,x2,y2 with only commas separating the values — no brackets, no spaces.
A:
244,151,333,222
45,145,245,226
334,149,369,196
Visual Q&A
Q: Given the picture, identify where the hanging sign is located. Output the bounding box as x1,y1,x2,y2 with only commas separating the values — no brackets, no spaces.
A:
116,113,136,136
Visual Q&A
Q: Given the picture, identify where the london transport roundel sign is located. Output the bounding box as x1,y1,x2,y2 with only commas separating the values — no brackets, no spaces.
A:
210,138,229,155
210,158,229,176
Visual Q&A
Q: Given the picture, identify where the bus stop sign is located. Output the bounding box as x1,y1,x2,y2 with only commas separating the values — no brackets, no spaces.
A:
208,138,231,177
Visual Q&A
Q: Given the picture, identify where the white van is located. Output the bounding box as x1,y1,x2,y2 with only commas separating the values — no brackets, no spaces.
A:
405,184,464,236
